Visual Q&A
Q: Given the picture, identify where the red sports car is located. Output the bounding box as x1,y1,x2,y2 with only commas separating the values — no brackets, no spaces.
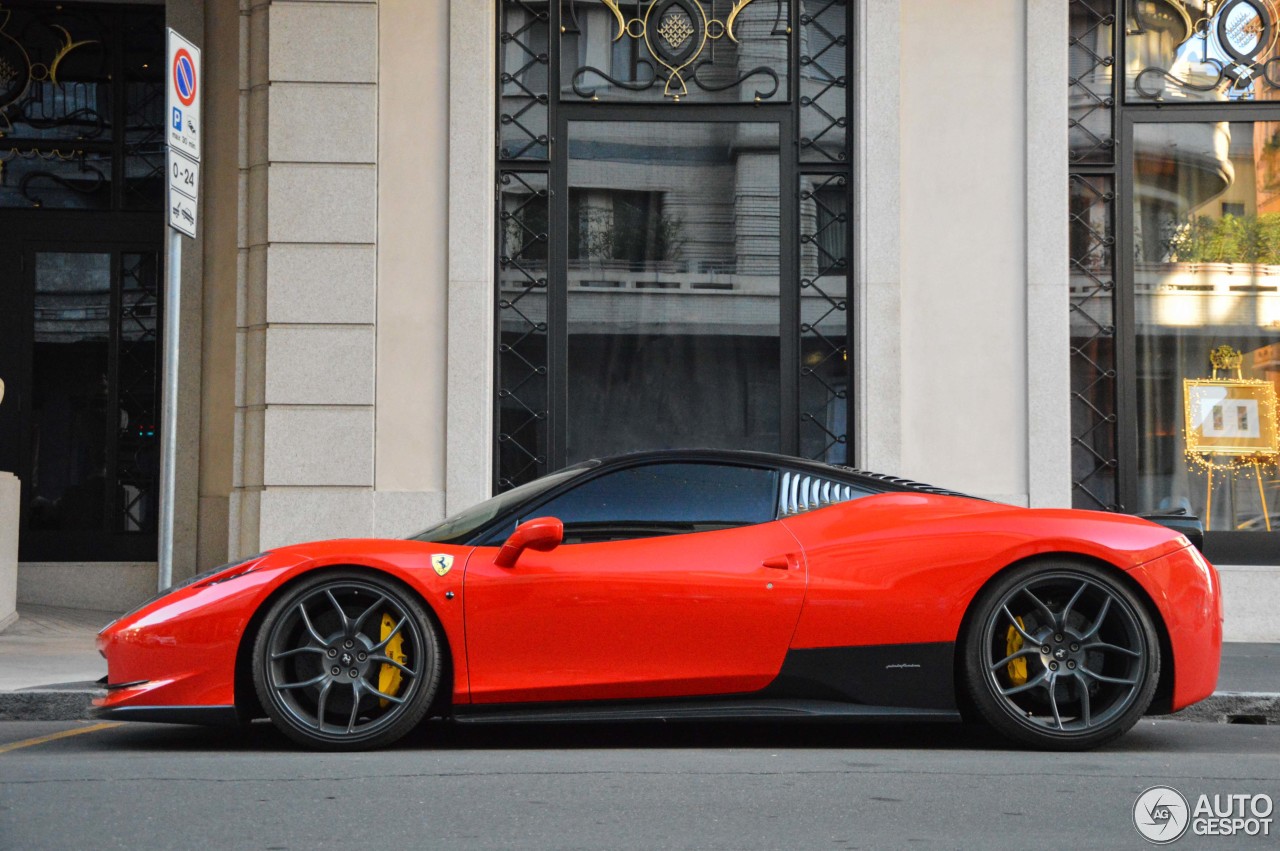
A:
95,450,1222,751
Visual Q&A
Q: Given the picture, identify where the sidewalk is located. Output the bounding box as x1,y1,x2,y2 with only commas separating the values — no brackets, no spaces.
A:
0,604,1277,723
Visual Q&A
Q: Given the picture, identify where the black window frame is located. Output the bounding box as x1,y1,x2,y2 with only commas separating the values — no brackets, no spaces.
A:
1069,0,1280,563
495,0,857,493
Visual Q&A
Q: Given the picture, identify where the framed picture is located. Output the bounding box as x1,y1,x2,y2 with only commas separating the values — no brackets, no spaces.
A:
1184,379,1280,457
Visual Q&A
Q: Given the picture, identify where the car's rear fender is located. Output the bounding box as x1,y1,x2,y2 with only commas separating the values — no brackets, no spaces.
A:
951,551,1180,718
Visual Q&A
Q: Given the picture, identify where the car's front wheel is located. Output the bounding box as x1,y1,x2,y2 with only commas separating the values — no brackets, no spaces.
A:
252,571,442,750
962,561,1160,750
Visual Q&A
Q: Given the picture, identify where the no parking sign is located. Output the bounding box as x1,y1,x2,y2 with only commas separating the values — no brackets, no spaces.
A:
166,29,201,161
166,28,200,237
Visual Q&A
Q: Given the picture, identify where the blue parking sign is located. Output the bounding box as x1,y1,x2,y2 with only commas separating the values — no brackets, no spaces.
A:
172,107,182,131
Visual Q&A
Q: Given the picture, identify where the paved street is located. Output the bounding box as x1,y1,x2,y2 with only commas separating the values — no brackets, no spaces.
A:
2,718,1278,850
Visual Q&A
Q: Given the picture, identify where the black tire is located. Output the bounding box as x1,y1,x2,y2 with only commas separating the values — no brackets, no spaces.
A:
961,561,1160,751
252,570,442,751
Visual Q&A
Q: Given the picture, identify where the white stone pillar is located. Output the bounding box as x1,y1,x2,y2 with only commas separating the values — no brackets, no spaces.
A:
0,471,18,632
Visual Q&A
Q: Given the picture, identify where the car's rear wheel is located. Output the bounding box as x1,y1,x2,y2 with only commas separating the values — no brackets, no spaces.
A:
962,561,1159,750
252,571,442,750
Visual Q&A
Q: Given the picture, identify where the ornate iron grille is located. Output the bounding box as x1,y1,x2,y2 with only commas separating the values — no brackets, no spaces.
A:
497,171,551,489
562,0,790,102
1068,0,1114,165
114,252,161,532
1068,1,1119,512
0,3,163,210
799,172,848,462
1068,174,1119,511
499,0,550,160
799,0,847,162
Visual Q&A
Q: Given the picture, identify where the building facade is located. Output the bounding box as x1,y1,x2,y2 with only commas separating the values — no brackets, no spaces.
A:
0,0,1275,638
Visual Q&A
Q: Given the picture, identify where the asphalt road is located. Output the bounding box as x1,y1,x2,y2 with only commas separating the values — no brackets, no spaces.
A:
1,719,1278,850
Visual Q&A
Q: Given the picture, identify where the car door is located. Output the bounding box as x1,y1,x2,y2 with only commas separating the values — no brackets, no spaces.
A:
463,462,807,704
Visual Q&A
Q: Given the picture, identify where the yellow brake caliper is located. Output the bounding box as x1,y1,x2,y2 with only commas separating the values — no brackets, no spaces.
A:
378,613,407,707
1005,615,1029,686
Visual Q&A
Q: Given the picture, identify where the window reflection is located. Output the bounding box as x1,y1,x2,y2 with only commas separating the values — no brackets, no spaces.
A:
29,253,112,532
1133,122,1280,533
565,121,781,462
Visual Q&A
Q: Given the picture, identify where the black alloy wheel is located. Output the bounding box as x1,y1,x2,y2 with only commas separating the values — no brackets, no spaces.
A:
252,571,442,750
962,561,1160,750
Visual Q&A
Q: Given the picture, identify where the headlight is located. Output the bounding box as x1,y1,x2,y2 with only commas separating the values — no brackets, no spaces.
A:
100,553,268,633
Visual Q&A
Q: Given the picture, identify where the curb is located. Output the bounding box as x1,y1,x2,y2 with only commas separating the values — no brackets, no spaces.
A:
0,688,1276,725
1171,691,1280,725
0,684,103,722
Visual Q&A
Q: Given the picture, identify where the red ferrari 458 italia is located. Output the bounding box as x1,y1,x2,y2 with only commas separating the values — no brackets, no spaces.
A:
95,450,1222,751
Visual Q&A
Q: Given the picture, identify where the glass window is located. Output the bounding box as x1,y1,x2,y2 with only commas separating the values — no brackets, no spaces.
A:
411,462,597,545
525,462,779,543
29,253,112,532
565,120,782,462
1133,121,1280,537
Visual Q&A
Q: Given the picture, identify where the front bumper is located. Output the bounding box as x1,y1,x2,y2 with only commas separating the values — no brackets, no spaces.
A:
94,702,240,726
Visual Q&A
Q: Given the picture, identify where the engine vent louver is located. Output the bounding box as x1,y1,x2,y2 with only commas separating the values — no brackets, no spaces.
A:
778,471,858,517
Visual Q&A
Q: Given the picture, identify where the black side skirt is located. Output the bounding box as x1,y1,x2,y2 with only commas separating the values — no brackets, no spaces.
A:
455,642,960,725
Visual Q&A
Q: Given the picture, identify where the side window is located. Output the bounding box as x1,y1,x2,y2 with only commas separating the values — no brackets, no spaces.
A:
524,463,779,544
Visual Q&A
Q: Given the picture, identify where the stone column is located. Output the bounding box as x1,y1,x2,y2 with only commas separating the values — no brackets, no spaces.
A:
0,471,18,632
230,0,380,554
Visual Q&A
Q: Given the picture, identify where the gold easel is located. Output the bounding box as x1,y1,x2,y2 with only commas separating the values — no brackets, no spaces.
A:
1186,346,1279,532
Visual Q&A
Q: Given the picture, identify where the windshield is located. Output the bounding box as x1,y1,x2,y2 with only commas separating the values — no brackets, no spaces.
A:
408,461,598,545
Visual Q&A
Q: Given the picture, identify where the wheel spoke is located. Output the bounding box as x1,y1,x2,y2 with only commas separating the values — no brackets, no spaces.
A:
1021,587,1058,630
351,594,388,634
361,680,407,705
296,603,327,646
370,655,417,678
1082,640,1141,658
1078,665,1137,685
274,672,327,691
989,647,1040,672
999,669,1050,696
347,681,362,733
271,646,324,662
324,589,351,633
1074,670,1092,727
370,617,407,652
1048,673,1063,730
1062,581,1089,624
1002,606,1039,644
313,681,333,730
1077,595,1111,641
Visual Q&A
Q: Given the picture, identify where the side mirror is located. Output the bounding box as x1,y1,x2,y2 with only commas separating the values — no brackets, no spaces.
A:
494,516,564,568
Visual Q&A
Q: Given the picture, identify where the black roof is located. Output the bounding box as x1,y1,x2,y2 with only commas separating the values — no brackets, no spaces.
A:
582,448,978,501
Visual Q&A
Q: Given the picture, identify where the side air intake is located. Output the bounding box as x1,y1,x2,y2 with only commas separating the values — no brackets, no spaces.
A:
778,471,858,517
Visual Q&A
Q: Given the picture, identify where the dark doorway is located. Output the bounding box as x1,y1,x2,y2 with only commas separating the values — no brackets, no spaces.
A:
0,3,165,561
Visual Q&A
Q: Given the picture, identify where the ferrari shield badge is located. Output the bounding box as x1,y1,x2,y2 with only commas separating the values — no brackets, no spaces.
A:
431,554,453,576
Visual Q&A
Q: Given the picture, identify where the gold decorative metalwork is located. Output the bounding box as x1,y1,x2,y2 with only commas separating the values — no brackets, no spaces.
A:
657,12,694,50
1182,345,1280,531
0,9,98,133
598,0,757,98
1210,344,1245,376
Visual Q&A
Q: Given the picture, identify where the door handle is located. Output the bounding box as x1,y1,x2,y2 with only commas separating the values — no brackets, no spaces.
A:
762,554,795,570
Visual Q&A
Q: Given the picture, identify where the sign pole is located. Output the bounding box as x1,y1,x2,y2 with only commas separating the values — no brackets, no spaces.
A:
158,228,182,591
160,28,201,591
